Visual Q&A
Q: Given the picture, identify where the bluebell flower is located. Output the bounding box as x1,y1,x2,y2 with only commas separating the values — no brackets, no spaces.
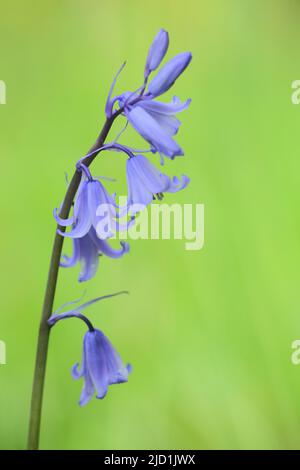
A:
126,154,189,214
104,29,191,159
48,293,131,406
72,329,131,405
54,166,129,239
121,95,191,160
61,227,129,282
147,51,192,97
144,29,169,79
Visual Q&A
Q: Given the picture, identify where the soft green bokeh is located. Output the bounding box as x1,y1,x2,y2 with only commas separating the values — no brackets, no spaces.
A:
1,0,300,450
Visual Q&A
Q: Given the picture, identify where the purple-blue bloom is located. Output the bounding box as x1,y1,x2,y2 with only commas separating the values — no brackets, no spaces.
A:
147,52,192,97
126,154,189,214
48,293,131,406
72,329,131,406
144,29,169,79
54,170,123,239
61,227,129,282
122,95,191,160
104,29,191,159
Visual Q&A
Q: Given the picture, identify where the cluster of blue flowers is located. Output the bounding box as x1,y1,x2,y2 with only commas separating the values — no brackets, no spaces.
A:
49,29,192,406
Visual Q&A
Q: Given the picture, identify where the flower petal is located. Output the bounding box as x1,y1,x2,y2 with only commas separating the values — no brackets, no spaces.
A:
71,362,83,380
126,106,183,158
79,368,95,406
59,182,92,238
53,208,74,227
85,330,108,399
145,29,169,77
77,234,100,282
89,229,130,259
87,180,116,238
78,336,95,406
166,174,190,193
100,335,130,385
99,240,130,258
60,239,80,268
148,52,192,97
144,113,181,136
139,96,191,115
136,97,191,136
53,174,87,228
126,158,154,208
129,154,169,193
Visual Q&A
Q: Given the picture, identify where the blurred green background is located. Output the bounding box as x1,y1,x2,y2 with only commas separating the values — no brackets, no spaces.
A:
1,0,300,450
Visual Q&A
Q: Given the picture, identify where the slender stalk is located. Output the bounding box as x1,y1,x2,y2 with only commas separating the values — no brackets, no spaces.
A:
27,111,122,450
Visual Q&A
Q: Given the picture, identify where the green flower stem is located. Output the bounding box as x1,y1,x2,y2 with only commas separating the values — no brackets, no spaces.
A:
27,110,122,450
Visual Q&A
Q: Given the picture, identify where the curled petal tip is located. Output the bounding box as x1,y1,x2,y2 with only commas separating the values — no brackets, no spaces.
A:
71,363,82,380
121,241,130,254
96,389,108,400
53,207,74,227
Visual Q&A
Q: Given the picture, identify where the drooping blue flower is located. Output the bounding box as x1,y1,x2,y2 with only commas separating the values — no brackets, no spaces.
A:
144,29,169,79
54,166,126,239
126,154,189,214
72,329,131,405
48,293,131,406
61,227,129,282
122,95,191,160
